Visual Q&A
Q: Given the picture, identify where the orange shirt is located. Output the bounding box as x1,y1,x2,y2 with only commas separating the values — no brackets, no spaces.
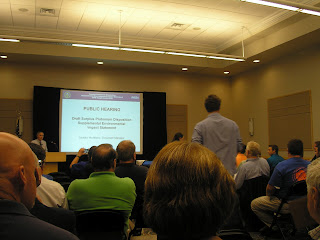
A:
236,153,247,167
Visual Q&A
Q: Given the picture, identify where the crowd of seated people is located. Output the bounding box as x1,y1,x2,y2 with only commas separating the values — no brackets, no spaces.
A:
2,130,320,240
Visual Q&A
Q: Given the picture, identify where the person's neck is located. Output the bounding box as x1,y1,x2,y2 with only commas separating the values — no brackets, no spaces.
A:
119,159,135,164
208,110,219,114
0,189,18,202
94,168,114,173
288,154,301,158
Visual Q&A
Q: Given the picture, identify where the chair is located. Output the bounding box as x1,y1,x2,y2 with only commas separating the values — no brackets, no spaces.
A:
237,175,270,231
75,209,126,240
267,180,308,240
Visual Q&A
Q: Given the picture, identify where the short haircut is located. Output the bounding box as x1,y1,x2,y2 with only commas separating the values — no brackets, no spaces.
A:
144,142,236,239
246,141,261,157
36,131,44,136
204,94,221,112
269,144,279,155
239,143,246,154
172,132,183,142
88,146,97,162
116,140,135,162
306,159,320,193
28,143,46,162
91,144,116,170
315,141,320,150
287,139,303,157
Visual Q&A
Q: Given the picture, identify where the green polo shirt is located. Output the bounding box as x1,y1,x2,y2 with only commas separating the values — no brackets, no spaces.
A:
67,171,136,233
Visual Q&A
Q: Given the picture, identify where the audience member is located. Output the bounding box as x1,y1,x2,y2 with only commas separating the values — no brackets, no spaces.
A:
192,94,242,175
171,132,184,142
115,140,148,233
29,143,68,209
144,141,236,240
0,132,78,240
69,146,95,179
267,144,284,171
235,141,270,189
67,143,136,234
251,139,310,232
311,141,320,162
236,143,247,168
306,159,320,239
31,131,48,152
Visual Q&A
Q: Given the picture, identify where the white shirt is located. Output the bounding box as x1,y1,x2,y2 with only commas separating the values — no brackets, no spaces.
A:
31,139,48,152
37,177,68,209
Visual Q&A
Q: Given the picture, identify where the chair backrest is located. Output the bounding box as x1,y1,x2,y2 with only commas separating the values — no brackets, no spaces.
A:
75,209,125,240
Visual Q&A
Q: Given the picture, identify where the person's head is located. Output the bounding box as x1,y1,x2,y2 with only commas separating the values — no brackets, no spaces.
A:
172,132,184,142
246,141,261,158
306,159,320,223
0,132,41,210
28,143,46,170
204,94,221,113
268,144,279,156
144,142,236,239
314,141,320,157
91,144,117,171
238,143,246,154
36,131,44,141
287,139,303,157
88,146,97,162
116,140,136,162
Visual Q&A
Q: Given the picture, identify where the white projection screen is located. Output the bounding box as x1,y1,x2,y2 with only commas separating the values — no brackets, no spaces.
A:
59,89,143,154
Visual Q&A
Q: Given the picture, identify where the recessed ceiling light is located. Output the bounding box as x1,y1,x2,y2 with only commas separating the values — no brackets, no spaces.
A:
253,59,260,63
19,8,29,12
0,55,8,59
193,27,201,31
97,61,103,65
224,71,230,74
182,67,188,71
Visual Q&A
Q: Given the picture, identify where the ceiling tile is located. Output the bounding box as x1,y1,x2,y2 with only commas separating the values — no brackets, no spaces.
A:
57,8,83,31
60,0,87,11
137,19,170,38
36,15,58,29
155,28,182,40
121,18,150,36
36,0,62,9
11,4,35,27
78,3,109,32
0,3,13,26
10,0,35,4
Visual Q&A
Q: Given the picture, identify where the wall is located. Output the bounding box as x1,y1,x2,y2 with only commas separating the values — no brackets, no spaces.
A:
231,44,320,159
0,62,232,142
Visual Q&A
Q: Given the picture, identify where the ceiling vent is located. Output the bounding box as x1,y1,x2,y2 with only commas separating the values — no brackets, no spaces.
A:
166,22,190,31
39,8,57,17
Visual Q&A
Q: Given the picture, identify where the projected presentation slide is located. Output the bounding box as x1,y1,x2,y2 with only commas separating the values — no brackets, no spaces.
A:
60,90,143,154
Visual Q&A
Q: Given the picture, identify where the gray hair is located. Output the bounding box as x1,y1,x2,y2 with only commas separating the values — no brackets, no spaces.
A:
306,159,320,193
246,141,261,157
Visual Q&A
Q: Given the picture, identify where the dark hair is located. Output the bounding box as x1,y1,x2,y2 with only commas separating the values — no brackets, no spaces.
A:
28,143,46,162
204,94,221,112
116,140,135,162
315,141,320,150
91,144,116,170
88,146,97,162
172,132,183,142
269,144,279,155
144,142,236,239
287,139,303,157
239,143,246,154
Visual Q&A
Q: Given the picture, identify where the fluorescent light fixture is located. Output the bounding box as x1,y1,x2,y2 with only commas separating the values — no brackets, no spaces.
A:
240,0,298,11
97,61,103,65
0,38,20,42
224,71,230,74
240,0,320,17
72,44,120,50
182,67,188,71
167,52,207,58
207,55,245,61
253,59,260,63
300,9,320,16
121,48,165,54
0,55,8,59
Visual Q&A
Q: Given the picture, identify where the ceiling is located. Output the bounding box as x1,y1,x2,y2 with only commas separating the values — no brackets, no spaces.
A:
1,0,320,76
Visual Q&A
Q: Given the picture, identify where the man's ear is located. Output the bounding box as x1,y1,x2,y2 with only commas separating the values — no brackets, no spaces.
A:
113,159,117,169
18,165,27,187
35,167,41,187
134,152,136,161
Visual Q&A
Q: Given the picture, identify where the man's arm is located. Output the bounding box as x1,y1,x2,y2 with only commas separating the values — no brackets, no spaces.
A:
191,126,203,144
266,184,276,196
235,124,242,151
234,165,246,189
69,148,85,169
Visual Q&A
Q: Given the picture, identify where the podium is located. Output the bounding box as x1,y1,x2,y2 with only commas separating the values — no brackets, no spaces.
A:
44,152,66,174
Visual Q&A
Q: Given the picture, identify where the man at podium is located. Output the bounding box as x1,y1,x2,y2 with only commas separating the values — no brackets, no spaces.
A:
31,131,48,152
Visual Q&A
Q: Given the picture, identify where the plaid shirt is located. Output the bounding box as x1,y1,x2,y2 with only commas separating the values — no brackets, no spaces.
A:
309,225,320,240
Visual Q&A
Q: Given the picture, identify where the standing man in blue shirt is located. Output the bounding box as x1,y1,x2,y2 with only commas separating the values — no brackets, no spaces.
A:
192,94,242,176
267,145,284,171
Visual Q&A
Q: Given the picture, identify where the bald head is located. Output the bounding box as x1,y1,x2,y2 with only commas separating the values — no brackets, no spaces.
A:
0,132,38,209
116,140,136,163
